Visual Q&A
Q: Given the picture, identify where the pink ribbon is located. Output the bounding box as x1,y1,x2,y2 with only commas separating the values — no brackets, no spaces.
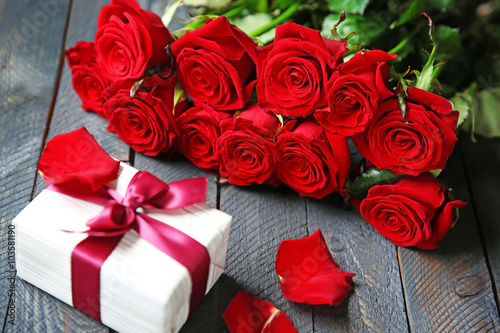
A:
48,171,210,322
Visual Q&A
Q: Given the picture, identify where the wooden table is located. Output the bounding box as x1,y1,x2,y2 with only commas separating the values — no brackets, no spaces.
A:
1,1,499,332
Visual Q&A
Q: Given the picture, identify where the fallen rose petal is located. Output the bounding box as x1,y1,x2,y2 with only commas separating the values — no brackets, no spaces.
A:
38,127,120,190
223,291,298,333
276,230,355,305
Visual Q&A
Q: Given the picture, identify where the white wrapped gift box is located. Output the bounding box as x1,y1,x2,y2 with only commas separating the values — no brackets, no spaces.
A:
14,162,232,333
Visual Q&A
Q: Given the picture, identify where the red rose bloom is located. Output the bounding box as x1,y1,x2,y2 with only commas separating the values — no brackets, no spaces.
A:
216,104,281,186
176,103,231,172
352,87,459,176
104,74,185,156
355,172,467,249
277,118,350,198
66,41,111,117
256,21,347,118
95,0,173,81
315,50,397,136
170,16,257,111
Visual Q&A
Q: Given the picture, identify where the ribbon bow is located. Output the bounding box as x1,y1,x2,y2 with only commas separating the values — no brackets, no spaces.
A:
48,171,210,322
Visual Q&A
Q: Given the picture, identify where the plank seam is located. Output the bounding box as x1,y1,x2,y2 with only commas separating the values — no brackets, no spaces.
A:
397,248,413,333
30,0,74,202
458,140,500,317
128,146,135,166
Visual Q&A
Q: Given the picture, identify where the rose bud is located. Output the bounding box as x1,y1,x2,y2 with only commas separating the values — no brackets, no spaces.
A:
315,50,397,136
256,21,347,118
277,118,350,198
352,87,460,176
353,172,467,249
171,16,257,111
95,0,174,81
66,41,111,117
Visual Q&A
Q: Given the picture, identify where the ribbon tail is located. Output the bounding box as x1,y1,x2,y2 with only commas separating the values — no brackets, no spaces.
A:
135,214,210,312
71,235,123,321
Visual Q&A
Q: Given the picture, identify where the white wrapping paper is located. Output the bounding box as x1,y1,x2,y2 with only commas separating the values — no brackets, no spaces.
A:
14,163,231,333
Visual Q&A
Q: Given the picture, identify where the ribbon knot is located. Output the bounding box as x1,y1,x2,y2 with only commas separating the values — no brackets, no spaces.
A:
84,172,174,236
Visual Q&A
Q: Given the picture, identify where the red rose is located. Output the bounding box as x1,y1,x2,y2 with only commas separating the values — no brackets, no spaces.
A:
66,41,111,117
256,22,347,118
356,172,467,249
315,50,397,136
176,103,231,172
170,16,257,111
352,87,459,176
104,74,185,156
277,118,350,198
95,0,173,81
216,104,281,186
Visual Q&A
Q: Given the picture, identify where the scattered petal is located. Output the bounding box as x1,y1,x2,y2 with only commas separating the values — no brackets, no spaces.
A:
38,127,120,190
223,291,298,333
276,230,355,305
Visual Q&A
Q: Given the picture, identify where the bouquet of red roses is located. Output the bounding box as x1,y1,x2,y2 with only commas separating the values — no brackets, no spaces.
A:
66,0,466,250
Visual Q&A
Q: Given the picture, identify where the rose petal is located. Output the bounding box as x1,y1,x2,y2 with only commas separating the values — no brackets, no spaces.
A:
416,199,467,250
38,127,120,191
275,230,355,305
223,291,298,333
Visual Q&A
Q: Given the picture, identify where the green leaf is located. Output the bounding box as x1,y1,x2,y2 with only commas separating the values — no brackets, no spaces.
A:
466,88,500,138
247,0,268,13
327,0,371,15
276,0,295,11
429,0,457,11
392,0,426,28
450,83,476,127
161,0,182,28
321,14,386,46
434,25,460,62
347,167,401,198
231,13,273,34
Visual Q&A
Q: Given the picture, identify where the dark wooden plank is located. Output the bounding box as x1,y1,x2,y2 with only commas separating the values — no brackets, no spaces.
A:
128,1,222,331
32,0,130,196
306,195,409,332
398,147,500,332
460,134,500,308
0,0,71,330
12,1,124,332
218,184,313,332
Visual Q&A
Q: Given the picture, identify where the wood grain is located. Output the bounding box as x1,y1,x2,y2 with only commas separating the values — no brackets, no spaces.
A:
0,0,71,330
218,184,314,332
398,148,500,332
12,1,115,332
460,135,500,308
307,194,409,332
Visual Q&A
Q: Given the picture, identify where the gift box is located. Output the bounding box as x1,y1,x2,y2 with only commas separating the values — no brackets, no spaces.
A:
14,158,231,333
